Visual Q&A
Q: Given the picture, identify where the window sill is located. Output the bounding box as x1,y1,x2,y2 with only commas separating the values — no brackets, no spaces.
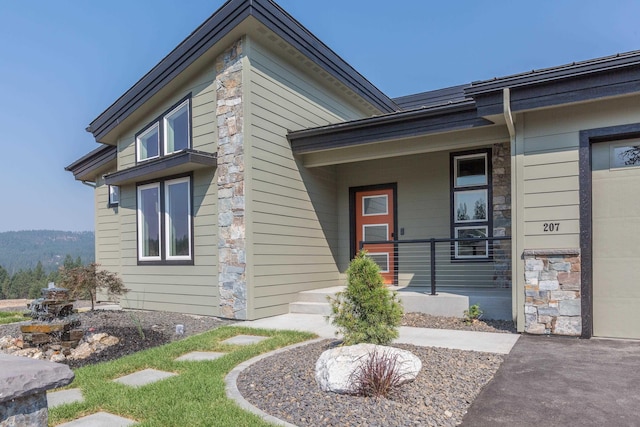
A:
105,150,216,186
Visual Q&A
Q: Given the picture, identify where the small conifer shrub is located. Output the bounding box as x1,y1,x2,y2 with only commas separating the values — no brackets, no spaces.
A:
328,251,403,345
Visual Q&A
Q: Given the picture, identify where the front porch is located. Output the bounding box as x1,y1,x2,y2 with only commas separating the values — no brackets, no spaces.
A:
289,282,512,320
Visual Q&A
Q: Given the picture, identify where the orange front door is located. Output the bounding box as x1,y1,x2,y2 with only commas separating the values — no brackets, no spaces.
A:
353,186,396,284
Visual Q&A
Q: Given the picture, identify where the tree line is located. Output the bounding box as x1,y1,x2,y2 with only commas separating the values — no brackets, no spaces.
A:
0,255,84,300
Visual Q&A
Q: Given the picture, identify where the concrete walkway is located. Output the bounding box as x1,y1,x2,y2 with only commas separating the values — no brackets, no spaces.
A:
235,313,519,354
460,335,640,426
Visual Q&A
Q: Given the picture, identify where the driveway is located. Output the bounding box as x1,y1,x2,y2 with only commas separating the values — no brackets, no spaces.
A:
461,335,640,426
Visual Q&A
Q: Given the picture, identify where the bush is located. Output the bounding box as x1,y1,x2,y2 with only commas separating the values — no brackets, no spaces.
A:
349,348,404,398
328,251,403,345
464,304,483,324
58,263,128,310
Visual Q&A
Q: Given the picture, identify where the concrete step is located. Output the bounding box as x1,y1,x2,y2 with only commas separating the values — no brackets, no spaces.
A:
296,286,344,303
289,301,332,315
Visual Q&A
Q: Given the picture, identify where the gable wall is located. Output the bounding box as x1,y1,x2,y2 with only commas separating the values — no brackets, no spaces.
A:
244,37,371,319
99,64,220,316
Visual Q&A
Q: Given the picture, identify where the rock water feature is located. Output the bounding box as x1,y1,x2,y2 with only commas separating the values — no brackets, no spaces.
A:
21,283,84,352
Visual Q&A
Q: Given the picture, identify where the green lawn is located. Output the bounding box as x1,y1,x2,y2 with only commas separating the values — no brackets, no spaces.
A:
0,311,26,325
49,326,316,426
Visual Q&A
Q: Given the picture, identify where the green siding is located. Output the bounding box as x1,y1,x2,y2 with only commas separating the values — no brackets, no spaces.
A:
95,64,219,317
95,174,120,275
245,37,369,319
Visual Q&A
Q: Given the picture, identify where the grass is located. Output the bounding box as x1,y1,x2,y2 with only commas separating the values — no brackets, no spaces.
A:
0,311,26,325
48,326,316,427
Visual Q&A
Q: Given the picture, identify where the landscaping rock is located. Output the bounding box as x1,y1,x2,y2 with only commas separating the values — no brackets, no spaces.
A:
315,343,422,394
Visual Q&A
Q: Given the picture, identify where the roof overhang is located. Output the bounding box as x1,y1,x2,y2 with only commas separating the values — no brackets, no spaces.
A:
87,0,397,144
288,100,493,155
466,50,640,117
104,150,217,186
65,145,117,182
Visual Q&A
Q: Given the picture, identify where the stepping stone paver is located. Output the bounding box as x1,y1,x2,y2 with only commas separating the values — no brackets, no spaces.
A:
47,388,84,408
175,351,226,361
221,335,268,345
113,368,177,388
56,411,136,427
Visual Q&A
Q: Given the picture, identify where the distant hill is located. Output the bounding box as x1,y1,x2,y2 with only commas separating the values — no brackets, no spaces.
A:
0,230,94,274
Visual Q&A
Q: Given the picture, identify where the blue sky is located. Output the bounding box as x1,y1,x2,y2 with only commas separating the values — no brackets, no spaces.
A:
0,0,638,232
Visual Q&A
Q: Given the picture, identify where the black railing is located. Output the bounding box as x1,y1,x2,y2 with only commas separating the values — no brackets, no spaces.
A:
359,236,512,295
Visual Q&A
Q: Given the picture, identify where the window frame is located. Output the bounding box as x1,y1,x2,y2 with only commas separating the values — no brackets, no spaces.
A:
163,99,191,156
362,194,388,216
137,182,162,262
135,94,192,164
164,176,192,261
108,185,120,207
450,148,492,261
136,174,194,265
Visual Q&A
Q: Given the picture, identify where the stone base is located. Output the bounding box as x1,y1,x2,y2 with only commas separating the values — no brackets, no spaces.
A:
523,249,581,336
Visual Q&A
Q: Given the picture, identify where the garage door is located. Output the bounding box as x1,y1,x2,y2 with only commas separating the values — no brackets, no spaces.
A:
592,140,640,339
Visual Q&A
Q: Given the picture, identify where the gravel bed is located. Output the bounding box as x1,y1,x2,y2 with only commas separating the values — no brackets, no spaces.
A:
237,339,504,427
0,309,232,368
402,313,516,333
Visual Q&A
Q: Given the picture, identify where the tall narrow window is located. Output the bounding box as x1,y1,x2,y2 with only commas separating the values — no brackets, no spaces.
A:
165,177,191,259
137,183,161,260
164,100,190,154
451,149,491,259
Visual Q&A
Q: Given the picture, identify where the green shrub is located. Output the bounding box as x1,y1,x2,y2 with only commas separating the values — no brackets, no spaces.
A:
464,304,483,324
328,251,403,345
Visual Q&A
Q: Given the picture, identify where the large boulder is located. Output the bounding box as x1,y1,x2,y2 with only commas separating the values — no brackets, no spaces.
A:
315,343,422,394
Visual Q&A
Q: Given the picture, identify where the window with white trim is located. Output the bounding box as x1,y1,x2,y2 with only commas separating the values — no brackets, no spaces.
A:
136,96,191,163
137,176,192,263
451,149,491,259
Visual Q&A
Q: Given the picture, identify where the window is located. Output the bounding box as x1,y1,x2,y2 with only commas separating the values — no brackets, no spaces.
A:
451,149,491,259
164,100,190,154
137,176,192,263
108,185,120,206
137,123,160,162
136,96,191,163
610,141,640,169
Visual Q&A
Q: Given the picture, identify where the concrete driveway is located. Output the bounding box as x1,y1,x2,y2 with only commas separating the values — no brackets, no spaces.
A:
461,335,640,426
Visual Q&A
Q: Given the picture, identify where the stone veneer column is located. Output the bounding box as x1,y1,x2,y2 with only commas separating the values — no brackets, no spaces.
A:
492,142,511,288
523,249,581,335
216,39,247,319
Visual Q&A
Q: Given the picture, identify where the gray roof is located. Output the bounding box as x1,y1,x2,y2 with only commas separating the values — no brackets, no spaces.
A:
393,84,470,110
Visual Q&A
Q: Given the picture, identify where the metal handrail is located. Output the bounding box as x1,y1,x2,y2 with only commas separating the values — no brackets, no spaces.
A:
359,236,512,296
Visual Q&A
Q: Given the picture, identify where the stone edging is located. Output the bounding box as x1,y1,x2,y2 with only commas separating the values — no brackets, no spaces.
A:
224,338,325,427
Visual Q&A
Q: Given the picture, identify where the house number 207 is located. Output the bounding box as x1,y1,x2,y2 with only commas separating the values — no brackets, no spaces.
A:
543,222,560,232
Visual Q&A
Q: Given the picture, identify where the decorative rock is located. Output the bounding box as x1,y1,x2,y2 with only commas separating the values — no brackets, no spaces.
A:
0,353,74,402
315,344,422,394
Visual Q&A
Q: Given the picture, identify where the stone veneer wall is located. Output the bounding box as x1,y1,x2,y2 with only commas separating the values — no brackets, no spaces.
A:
524,249,581,336
492,141,511,288
216,39,247,319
